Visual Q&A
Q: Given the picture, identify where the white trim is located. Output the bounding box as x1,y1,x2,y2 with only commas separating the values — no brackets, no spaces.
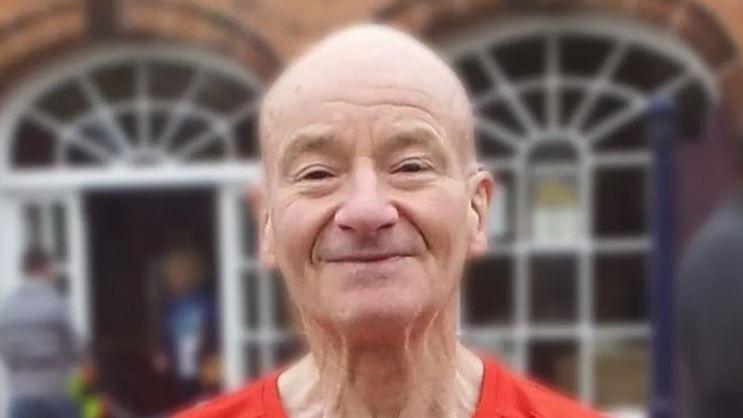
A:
0,164,260,192
67,193,89,339
218,186,245,389
0,199,24,298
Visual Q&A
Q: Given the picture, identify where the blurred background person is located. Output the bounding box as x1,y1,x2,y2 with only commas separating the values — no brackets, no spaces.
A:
676,126,743,418
153,244,219,406
0,247,81,418
66,349,132,418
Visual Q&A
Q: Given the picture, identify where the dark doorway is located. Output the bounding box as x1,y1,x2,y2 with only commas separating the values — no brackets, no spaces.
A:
85,188,219,415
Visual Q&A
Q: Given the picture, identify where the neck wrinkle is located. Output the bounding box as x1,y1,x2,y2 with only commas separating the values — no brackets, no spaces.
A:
286,303,481,418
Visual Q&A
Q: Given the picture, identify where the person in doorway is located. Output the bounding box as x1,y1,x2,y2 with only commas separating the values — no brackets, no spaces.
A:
176,24,602,418
154,245,219,406
0,247,81,418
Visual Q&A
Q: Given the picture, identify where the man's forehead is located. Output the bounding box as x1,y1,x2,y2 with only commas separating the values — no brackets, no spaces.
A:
277,119,448,160
259,24,475,173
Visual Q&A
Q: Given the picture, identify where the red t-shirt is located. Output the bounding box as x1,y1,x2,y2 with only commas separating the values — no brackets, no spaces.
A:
174,357,603,417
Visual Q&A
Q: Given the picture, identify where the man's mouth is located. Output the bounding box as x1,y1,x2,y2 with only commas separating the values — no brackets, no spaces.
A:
325,253,412,263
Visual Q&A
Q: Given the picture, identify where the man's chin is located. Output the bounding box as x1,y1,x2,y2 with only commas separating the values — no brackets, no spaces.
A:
328,301,426,344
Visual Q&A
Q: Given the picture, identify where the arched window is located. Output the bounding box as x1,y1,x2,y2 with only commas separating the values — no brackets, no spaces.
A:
448,16,717,410
3,46,261,170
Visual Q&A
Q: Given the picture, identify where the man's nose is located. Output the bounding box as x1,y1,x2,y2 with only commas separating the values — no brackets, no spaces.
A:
334,168,398,236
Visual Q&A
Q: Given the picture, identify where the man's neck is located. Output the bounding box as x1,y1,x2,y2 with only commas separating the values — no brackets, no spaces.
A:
278,310,484,418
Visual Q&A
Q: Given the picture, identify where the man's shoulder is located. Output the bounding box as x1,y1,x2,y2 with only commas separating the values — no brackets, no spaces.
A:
173,375,275,418
481,358,603,418
512,377,603,418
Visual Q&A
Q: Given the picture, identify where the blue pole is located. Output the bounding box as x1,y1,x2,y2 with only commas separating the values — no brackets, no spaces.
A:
648,96,677,418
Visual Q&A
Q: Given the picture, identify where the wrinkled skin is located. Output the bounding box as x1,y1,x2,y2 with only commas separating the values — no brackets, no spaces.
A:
254,24,495,418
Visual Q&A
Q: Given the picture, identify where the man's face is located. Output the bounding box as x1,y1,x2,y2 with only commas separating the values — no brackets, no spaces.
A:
257,29,493,340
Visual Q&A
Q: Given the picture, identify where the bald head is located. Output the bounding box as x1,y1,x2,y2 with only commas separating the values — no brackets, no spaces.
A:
259,24,476,179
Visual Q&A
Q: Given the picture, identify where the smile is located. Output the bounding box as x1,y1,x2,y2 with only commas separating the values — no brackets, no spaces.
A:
327,253,411,263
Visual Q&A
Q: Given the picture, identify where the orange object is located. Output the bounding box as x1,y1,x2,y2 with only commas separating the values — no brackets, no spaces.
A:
173,357,602,418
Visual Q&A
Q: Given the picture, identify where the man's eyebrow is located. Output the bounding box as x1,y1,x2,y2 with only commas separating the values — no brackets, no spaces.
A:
276,127,341,174
376,123,451,162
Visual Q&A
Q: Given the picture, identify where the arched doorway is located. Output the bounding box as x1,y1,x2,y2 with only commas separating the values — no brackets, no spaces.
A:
0,44,266,414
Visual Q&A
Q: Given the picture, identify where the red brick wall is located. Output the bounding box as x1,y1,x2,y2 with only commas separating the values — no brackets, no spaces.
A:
0,0,741,111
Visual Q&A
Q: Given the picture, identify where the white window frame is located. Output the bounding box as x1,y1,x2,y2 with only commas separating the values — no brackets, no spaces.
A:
442,16,718,410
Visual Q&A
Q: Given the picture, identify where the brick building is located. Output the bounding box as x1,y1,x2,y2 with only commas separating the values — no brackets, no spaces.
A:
1,0,742,416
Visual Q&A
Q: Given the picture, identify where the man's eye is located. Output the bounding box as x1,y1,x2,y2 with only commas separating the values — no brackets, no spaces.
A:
393,160,431,174
299,168,334,181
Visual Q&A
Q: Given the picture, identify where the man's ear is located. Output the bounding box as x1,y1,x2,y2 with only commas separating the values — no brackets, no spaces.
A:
248,185,277,269
467,169,496,257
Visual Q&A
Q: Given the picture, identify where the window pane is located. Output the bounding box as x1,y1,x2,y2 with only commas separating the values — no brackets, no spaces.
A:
489,170,515,243
594,253,647,323
614,46,681,93
169,116,209,153
559,35,612,77
529,255,577,323
233,114,259,159
593,115,648,152
239,198,257,257
456,55,493,97
117,111,139,148
464,256,513,325
243,343,261,382
79,118,123,156
52,203,68,260
593,168,647,238
150,110,169,143
523,89,546,128
37,81,90,122
528,339,579,397
242,271,259,329
583,94,626,132
274,335,305,368
490,37,545,81
190,135,227,162
24,203,41,244
91,63,135,103
271,270,294,330
476,124,516,158
461,333,517,368
529,174,581,245
480,98,526,136
66,142,104,166
12,118,56,168
594,339,649,409
560,87,585,126
148,61,194,100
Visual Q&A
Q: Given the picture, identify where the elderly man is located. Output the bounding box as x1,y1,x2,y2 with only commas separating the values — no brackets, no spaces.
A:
176,24,601,418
